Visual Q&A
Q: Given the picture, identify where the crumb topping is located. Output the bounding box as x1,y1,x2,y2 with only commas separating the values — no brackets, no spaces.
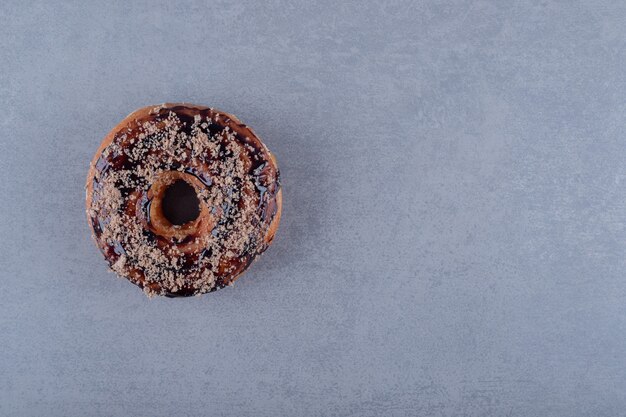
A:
87,105,280,297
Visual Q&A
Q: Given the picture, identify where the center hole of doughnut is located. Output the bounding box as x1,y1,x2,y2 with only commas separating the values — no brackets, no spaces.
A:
161,180,200,226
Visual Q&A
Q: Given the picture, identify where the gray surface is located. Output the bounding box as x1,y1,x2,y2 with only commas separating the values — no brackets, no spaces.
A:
1,1,625,416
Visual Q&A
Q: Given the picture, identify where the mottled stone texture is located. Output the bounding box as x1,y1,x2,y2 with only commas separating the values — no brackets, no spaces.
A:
1,1,625,416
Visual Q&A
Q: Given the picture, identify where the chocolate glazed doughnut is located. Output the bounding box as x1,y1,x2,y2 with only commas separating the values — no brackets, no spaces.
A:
86,104,282,297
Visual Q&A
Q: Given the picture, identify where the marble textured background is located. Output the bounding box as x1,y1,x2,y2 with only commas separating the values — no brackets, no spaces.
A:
1,1,625,416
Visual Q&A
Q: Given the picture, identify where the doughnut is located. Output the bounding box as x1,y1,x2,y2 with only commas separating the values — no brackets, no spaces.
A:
85,103,282,297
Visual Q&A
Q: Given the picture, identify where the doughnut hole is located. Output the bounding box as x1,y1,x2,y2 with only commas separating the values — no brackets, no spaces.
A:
161,180,200,225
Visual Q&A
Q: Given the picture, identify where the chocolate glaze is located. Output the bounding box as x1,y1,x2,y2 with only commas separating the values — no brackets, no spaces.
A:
86,104,281,296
